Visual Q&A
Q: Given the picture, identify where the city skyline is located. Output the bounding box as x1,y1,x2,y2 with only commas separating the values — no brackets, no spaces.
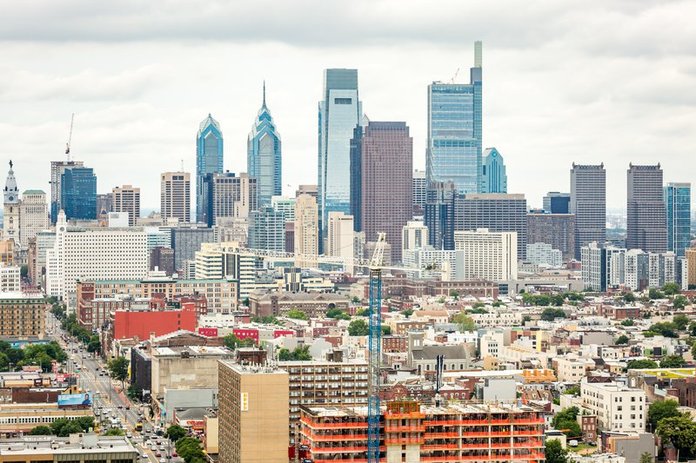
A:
1,1,695,211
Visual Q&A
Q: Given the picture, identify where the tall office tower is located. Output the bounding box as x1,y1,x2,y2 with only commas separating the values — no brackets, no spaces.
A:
247,83,282,208
170,224,215,273
218,361,289,463
402,220,430,253
111,185,140,226
481,147,507,193
686,248,696,288
425,181,457,250
50,160,84,223
349,125,363,232
248,207,285,252
543,192,571,214
205,172,258,226
426,41,483,194
412,169,427,216
627,164,667,253
318,69,362,250
196,114,223,224
353,121,413,262
294,194,319,269
570,163,606,259
527,212,575,261
271,196,296,223
61,166,97,221
161,172,191,224
664,182,691,257
3,161,20,245
19,190,49,247
456,193,527,260
454,229,517,281
327,211,354,274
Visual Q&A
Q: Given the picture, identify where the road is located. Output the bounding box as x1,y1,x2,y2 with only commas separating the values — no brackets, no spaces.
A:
47,311,181,463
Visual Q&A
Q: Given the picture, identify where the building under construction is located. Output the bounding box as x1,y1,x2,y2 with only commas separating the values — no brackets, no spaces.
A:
299,400,545,463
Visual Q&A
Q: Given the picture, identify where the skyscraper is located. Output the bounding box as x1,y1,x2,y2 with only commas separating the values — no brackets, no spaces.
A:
570,163,606,259
318,69,362,250
196,114,223,224
19,190,49,247
112,185,140,226
424,181,457,251
50,160,84,223
205,172,257,226
426,41,483,194
327,211,354,274
412,169,427,216
294,194,319,268
481,147,507,193
353,121,413,262
61,167,97,221
248,83,282,208
664,182,691,257
627,164,667,253
3,161,20,245
543,192,571,214
248,207,285,252
161,172,191,224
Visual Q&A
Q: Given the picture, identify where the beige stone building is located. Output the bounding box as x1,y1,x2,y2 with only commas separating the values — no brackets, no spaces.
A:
0,293,46,338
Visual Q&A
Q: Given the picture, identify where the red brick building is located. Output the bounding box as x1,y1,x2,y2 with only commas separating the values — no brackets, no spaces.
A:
113,303,197,341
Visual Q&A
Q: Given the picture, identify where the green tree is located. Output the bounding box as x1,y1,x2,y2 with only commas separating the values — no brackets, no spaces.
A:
656,415,696,459
673,295,689,310
356,308,369,316
351,296,361,304
450,290,460,300
647,321,678,338
286,308,308,320
75,416,95,432
105,428,125,436
107,356,129,386
649,288,665,300
662,282,681,296
401,309,413,318
223,333,255,350
166,424,187,442
551,406,581,437
564,386,581,397
28,425,52,435
326,307,350,320
648,400,683,431
175,437,205,463
623,292,636,303
348,319,369,336
278,345,312,361
615,335,630,345
621,319,635,326
639,452,653,463
545,439,569,463
452,312,477,332
673,314,689,330
381,325,392,335
627,359,658,370
660,355,687,369
540,308,567,321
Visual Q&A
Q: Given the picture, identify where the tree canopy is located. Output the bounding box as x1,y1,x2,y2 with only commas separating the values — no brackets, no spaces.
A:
627,359,658,370
551,406,581,438
452,312,477,332
648,400,683,432
278,345,312,361
545,439,569,463
286,308,309,320
660,355,687,369
348,319,369,336
166,424,187,442
223,333,255,350
656,415,696,459
107,356,129,383
540,308,567,321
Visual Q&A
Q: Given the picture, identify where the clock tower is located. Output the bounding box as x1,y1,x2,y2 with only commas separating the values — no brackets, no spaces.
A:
4,160,20,245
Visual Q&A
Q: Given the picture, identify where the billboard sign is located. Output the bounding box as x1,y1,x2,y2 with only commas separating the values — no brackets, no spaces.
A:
58,392,92,407
198,327,218,337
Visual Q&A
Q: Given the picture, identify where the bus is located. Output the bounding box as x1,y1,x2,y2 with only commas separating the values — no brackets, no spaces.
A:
135,422,143,432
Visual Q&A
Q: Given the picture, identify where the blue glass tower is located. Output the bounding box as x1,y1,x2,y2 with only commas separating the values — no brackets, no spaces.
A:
196,114,223,224
665,182,691,257
248,83,282,208
61,167,96,220
481,147,507,193
426,41,482,194
318,69,362,252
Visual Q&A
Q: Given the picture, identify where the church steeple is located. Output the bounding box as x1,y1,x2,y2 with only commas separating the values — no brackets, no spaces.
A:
4,160,19,205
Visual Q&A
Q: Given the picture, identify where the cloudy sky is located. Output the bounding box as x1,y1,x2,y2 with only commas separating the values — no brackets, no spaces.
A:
1,0,694,211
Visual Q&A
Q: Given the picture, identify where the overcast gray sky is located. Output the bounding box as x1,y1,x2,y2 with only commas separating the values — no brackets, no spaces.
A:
1,0,694,211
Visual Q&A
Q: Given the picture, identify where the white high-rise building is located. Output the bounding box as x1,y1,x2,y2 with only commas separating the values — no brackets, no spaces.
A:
327,212,354,274
625,249,648,291
271,196,296,223
3,162,20,246
0,265,21,293
402,220,429,254
454,229,517,281
160,172,191,224
19,190,49,247
46,211,148,301
581,380,646,432
526,242,562,268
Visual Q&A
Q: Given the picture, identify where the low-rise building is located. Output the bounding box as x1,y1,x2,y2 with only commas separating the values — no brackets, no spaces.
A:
0,293,47,339
581,380,646,432
150,345,233,398
0,434,138,463
248,291,349,318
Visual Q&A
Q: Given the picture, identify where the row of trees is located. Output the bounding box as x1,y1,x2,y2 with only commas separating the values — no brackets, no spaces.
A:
29,417,95,437
0,339,67,372
521,292,585,307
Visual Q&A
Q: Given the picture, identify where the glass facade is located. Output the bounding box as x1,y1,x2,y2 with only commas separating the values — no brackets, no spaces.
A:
426,44,482,194
665,182,691,257
248,84,282,208
60,167,97,220
196,114,223,224
318,69,362,251
481,147,507,193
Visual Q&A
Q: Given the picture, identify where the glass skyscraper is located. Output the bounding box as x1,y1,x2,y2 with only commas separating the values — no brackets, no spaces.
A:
665,182,691,257
426,41,482,194
318,69,362,251
196,114,223,224
248,83,282,208
61,167,97,220
481,147,507,193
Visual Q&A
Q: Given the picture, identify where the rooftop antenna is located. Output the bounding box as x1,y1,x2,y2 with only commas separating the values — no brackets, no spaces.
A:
181,159,184,172
65,113,75,161
262,80,266,107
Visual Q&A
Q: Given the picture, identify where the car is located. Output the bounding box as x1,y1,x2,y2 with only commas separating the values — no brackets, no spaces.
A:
155,452,161,457
171,452,177,457
151,446,157,452
159,445,165,451
160,459,166,463
126,406,130,410
126,432,133,438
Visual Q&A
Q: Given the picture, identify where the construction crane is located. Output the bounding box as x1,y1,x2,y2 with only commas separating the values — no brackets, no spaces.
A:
65,113,75,161
367,232,386,463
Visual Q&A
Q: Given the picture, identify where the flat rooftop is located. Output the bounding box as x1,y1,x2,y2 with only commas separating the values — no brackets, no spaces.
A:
0,435,136,455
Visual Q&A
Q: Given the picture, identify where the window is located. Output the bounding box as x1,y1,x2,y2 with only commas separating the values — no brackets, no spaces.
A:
334,98,352,104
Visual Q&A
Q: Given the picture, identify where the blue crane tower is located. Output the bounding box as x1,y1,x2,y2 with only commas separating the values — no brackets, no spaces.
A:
367,233,386,462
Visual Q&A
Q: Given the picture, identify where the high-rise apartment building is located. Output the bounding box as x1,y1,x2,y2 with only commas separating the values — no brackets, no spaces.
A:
426,41,483,194
161,172,191,224
111,185,140,226
205,172,257,226
481,147,507,193
247,84,282,208
412,169,427,216
50,160,84,223
664,182,691,257
353,121,413,262
424,181,457,251
456,193,527,260
454,229,518,281
170,224,215,272
327,212,354,274
402,220,429,254
318,69,362,250
248,207,285,252
3,161,20,245
196,114,223,224
294,194,319,269
271,196,296,223
527,212,575,261
61,167,97,221
627,164,667,253
543,192,570,214
19,190,49,247
571,163,606,259
218,361,289,463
